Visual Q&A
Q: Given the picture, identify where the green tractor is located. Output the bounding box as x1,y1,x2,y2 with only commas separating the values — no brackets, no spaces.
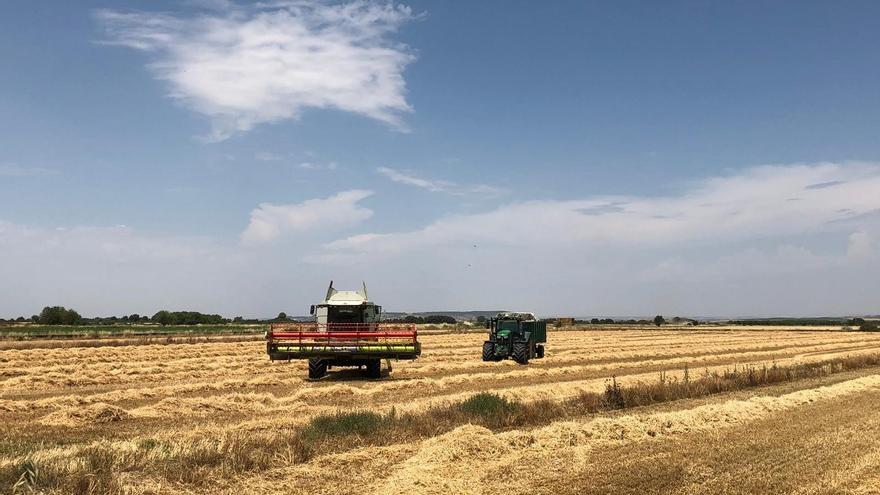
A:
482,312,547,364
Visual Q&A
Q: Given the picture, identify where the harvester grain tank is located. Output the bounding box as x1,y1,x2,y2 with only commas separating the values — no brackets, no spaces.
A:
482,312,546,364
266,282,421,379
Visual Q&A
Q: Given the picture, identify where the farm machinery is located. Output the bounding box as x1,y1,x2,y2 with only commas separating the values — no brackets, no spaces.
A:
482,312,546,364
266,282,421,379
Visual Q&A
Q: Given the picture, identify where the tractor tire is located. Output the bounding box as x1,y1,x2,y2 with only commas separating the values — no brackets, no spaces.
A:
512,342,530,365
536,345,545,359
308,358,327,379
482,342,495,362
365,359,382,379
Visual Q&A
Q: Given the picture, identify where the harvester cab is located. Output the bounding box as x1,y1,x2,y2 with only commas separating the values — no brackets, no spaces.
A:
266,281,421,379
312,282,380,327
482,312,546,364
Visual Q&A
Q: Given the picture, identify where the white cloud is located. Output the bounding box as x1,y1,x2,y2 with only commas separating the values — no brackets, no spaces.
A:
95,1,417,141
847,231,873,260
377,166,448,191
241,189,373,245
0,164,58,177
331,163,880,256
255,151,284,162
299,161,338,171
376,166,508,197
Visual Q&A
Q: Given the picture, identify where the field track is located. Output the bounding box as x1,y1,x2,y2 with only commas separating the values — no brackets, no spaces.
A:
2,327,880,493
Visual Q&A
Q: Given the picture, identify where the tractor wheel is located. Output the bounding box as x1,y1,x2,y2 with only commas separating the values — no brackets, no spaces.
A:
365,359,382,379
512,342,530,365
536,345,545,359
482,342,495,362
308,358,327,379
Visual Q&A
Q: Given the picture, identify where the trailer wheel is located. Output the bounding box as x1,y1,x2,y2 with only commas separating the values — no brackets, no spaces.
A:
365,359,381,379
512,342,530,365
308,358,327,379
482,342,495,362
536,345,545,359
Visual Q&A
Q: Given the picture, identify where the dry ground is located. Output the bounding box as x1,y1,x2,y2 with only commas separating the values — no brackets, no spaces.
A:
2,327,880,494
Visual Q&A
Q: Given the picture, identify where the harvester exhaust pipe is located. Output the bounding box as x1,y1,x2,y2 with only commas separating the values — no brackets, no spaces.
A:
325,280,337,301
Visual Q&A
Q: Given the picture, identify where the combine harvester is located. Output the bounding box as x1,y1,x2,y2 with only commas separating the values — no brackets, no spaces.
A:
266,282,421,379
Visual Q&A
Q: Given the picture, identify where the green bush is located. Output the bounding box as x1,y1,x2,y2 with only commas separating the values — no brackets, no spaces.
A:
860,322,879,332
458,392,519,418
303,411,385,439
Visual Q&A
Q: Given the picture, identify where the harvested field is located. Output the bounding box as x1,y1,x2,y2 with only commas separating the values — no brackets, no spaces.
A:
2,327,880,494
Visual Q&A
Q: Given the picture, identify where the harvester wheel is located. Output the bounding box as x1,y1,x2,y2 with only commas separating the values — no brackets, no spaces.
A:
512,342,530,365
366,359,381,379
482,342,495,362
308,358,327,379
536,345,545,359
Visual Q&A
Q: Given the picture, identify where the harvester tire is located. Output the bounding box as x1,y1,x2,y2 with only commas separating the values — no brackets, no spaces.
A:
536,345,545,359
308,358,327,379
482,342,495,362
366,359,381,379
512,342,530,365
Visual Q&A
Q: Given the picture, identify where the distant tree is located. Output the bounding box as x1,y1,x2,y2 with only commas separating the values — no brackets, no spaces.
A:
129,314,140,322
277,312,288,321
38,306,82,325
16,316,25,322
152,310,172,326
653,315,665,327
590,318,601,324
38,306,64,325
63,309,82,325
475,315,487,324
233,316,244,323
860,322,879,332
672,316,682,324
849,317,866,326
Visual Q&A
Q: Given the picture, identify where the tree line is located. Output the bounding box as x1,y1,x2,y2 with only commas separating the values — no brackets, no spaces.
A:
0,307,462,326
4,307,875,331
0,306,258,326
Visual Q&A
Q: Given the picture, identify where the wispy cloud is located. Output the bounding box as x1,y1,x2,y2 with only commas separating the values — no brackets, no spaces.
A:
0,164,58,177
241,189,373,245
329,163,880,257
95,1,418,141
255,152,284,162
376,166,507,197
299,161,338,171
805,180,847,190
377,166,449,192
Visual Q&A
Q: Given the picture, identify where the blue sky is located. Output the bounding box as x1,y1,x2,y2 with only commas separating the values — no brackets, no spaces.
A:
2,1,879,318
